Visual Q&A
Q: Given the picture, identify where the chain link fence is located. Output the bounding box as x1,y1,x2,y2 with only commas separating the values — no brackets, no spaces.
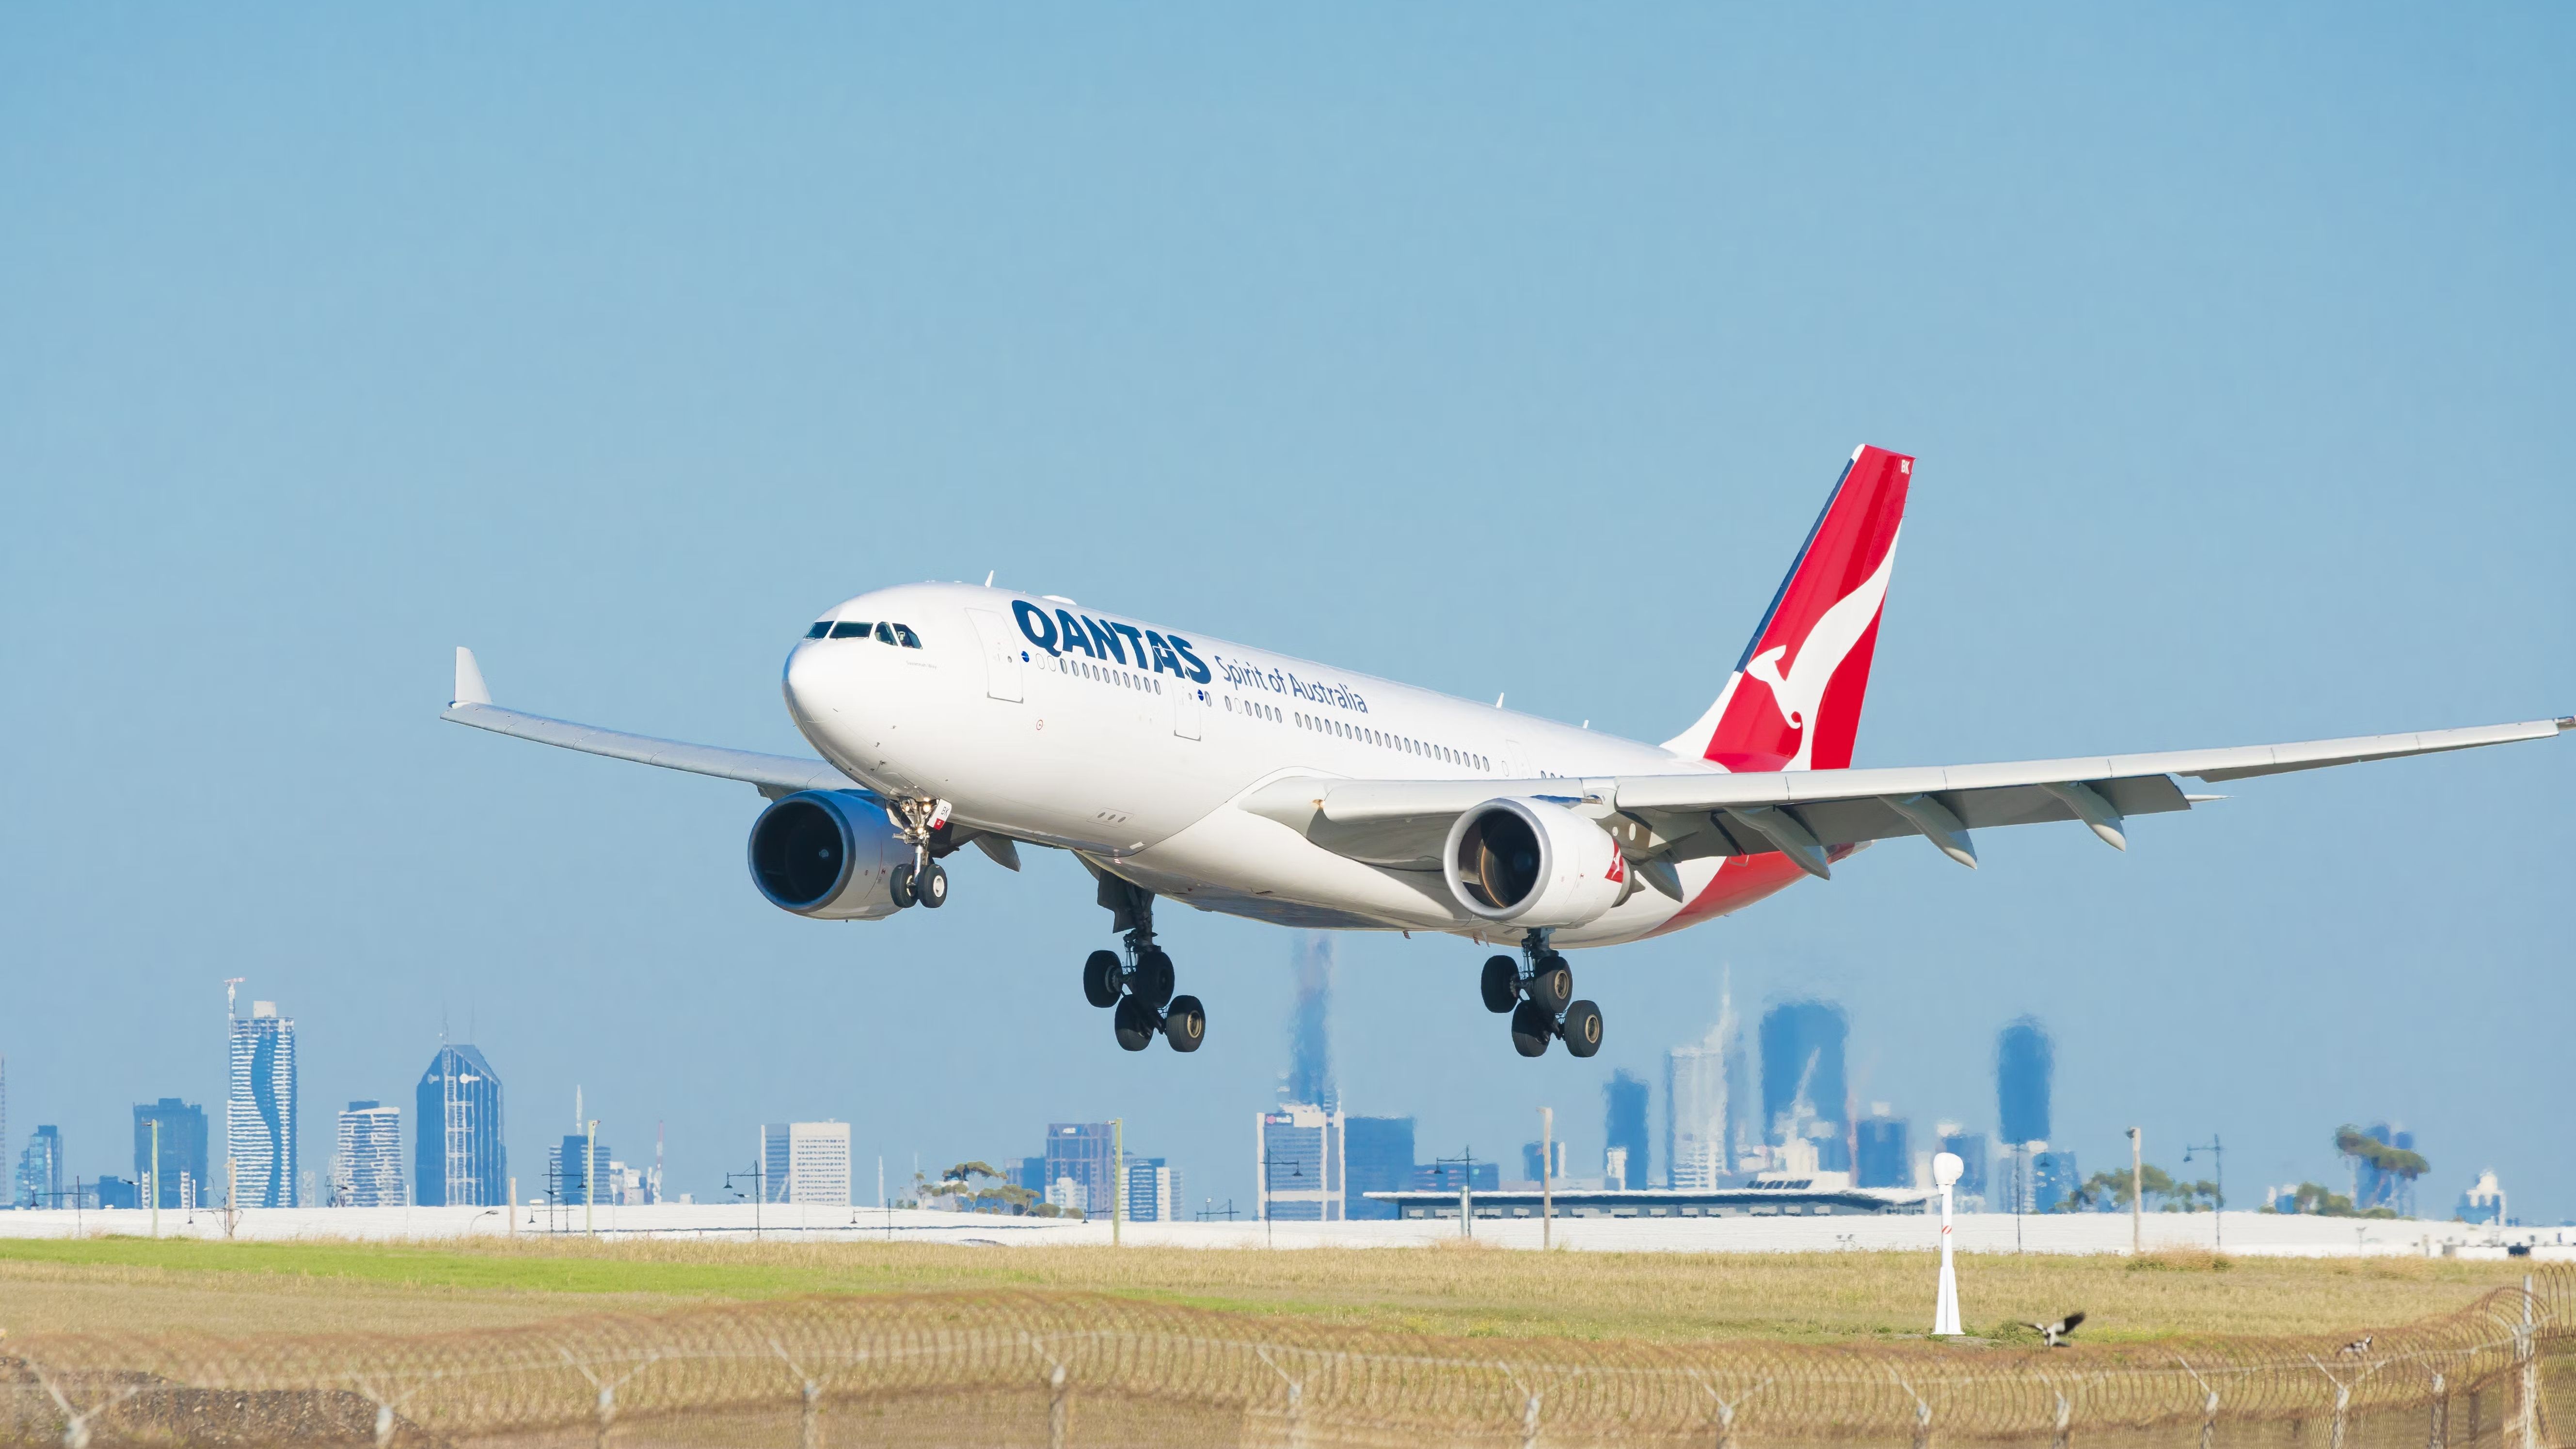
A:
4,1265,2567,1447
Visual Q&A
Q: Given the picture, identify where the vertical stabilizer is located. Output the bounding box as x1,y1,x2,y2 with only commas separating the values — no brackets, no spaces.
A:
1663,445,1912,771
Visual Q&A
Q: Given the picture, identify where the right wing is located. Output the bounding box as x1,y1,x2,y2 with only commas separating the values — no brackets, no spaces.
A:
1243,715,2572,881
440,647,868,802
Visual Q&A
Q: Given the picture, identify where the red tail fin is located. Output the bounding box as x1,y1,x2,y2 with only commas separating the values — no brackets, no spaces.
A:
1665,446,1912,772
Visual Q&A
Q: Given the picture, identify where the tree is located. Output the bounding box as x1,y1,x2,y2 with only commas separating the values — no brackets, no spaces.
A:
925,1161,1037,1215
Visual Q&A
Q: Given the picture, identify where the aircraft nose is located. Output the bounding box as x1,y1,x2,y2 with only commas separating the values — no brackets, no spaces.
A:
783,642,833,721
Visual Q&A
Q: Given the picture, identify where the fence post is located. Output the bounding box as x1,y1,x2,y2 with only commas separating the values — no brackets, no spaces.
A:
2518,1274,2539,1449
2332,1381,2351,1449
801,1380,823,1449
1714,1399,1733,1449
1049,1362,1070,1449
595,1383,617,1449
2052,1390,2071,1449
1520,1390,1542,1449
2428,1371,2446,1449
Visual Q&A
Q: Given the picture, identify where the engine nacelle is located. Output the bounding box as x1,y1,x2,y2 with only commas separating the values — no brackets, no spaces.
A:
746,790,906,920
1442,797,1629,928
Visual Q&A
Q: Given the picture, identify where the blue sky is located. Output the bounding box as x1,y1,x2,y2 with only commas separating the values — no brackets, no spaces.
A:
3,7,2569,1220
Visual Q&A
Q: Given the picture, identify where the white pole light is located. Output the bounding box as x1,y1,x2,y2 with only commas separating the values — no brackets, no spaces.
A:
1931,1150,1965,1336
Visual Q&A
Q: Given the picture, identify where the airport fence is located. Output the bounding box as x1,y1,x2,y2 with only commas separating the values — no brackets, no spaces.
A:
3,1266,2570,1448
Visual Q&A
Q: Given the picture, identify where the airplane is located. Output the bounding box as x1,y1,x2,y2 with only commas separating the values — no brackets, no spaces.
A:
443,445,2568,1059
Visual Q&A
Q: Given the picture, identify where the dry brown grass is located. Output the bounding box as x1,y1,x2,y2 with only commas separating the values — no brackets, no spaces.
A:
0,1235,2533,1345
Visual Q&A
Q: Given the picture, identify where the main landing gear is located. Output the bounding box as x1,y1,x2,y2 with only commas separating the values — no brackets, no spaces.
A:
886,798,952,910
1480,930,1602,1059
1082,873,1206,1054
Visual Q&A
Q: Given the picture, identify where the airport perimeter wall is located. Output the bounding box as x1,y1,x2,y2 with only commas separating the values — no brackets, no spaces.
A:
2,1203,2563,1258
4,1270,2573,1448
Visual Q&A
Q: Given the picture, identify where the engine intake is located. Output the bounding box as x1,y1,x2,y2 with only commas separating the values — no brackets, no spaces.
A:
747,790,905,919
1442,797,1628,928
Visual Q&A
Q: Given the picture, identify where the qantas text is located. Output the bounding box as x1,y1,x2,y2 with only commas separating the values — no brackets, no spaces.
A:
1014,600,1369,714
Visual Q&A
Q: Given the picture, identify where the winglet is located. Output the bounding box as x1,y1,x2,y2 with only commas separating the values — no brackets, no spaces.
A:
453,647,493,707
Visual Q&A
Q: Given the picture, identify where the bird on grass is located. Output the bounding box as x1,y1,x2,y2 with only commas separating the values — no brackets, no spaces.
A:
2339,1335,2373,1357
2025,1311,2086,1347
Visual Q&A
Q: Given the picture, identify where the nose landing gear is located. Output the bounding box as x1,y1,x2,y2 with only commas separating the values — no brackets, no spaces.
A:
1081,872,1206,1053
887,798,952,910
1483,932,1602,1059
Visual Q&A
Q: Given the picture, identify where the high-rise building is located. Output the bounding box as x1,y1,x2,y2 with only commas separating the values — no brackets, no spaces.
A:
1666,996,1741,1189
553,1133,614,1205
413,1044,507,1207
2352,1122,2419,1216
1344,1115,1415,1220
1758,1001,1849,1172
1286,933,1335,1109
2458,1170,2507,1226
1045,1123,1118,1217
2031,1148,2079,1213
1934,1123,1990,1206
94,1176,140,1210
1604,1069,1650,1189
1855,1104,1911,1188
227,999,299,1207
1995,1018,2053,1148
1125,1157,1183,1222
763,1121,852,1206
133,1099,210,1210
334,1101,404,1207
14,1124,63,1208
1520,1139,1566,1182
1256,1104,1344,1220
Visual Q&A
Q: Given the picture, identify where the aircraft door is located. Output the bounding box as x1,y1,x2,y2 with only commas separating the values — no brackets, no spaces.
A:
1172,682,1204,740
965,609,1023,703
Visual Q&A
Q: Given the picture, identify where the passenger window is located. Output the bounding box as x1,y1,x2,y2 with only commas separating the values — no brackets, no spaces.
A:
895,624,922,648
830,621,871,639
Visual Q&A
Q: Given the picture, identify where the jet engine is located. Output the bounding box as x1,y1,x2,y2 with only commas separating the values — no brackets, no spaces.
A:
746,789,907,919
1442,797,1629,928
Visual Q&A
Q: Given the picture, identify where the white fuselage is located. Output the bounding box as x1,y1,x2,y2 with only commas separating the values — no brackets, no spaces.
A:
782,583,1767,946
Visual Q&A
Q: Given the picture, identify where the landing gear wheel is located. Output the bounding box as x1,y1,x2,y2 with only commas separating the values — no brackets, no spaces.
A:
915,862,949,909
1163,994,1206,1052
1528,956,1574,1014
1479,955,1519,1014
1561,999,1605,1058
1113,995,1158,1052
889,862,918,909
1082,950,1123,1008
1133,947,1177,1010
1510,1000,1555,1057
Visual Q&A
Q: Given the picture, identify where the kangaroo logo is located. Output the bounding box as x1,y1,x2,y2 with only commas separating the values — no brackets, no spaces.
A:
1739,538,1900,768
1605,845,1627,885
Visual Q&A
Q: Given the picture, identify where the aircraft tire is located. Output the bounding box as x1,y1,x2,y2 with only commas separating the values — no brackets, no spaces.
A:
1479,955,1519,1013
1164,994,1207,1052
1561,1000,1605,1058
1510,1000,1554,1057
1528,957,1574,1014
889,862,918,909
1113,995,1158,1052
1134,947,1177,1009
916,862,949,909
1083,950,1123,1008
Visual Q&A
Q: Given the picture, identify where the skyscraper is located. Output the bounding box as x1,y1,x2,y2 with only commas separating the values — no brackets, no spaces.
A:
1758,1000,1849,1172
14,1124,62,1208
1603,1069,1650,1189
1344,1116,1415,1220
554,1132,613,1206
1855,1104,1911,1188
413,1044,507,1207
1125,1158,1183,1222
134,1099,210,1209
1044,1123,1118,1217
334,1102,404,1206
1666,987,1741,1188
227,1000,299,1207
763,1121,852,1206
1935,1123,1990,1205
1256,1104,1344,1221
1286,933,1335,1108
1995,1017,2053,1148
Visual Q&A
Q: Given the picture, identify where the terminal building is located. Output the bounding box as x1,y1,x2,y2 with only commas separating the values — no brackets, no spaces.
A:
1368,1173,1930,1221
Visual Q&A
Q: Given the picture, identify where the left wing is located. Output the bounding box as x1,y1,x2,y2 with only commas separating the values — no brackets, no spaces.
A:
440,647,869,801
1242,715,2572,882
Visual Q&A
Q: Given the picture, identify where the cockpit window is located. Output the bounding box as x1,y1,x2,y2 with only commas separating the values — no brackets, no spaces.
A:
830,621,872,639
804,621,832,639
873,622,896,645
893,623,922,648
